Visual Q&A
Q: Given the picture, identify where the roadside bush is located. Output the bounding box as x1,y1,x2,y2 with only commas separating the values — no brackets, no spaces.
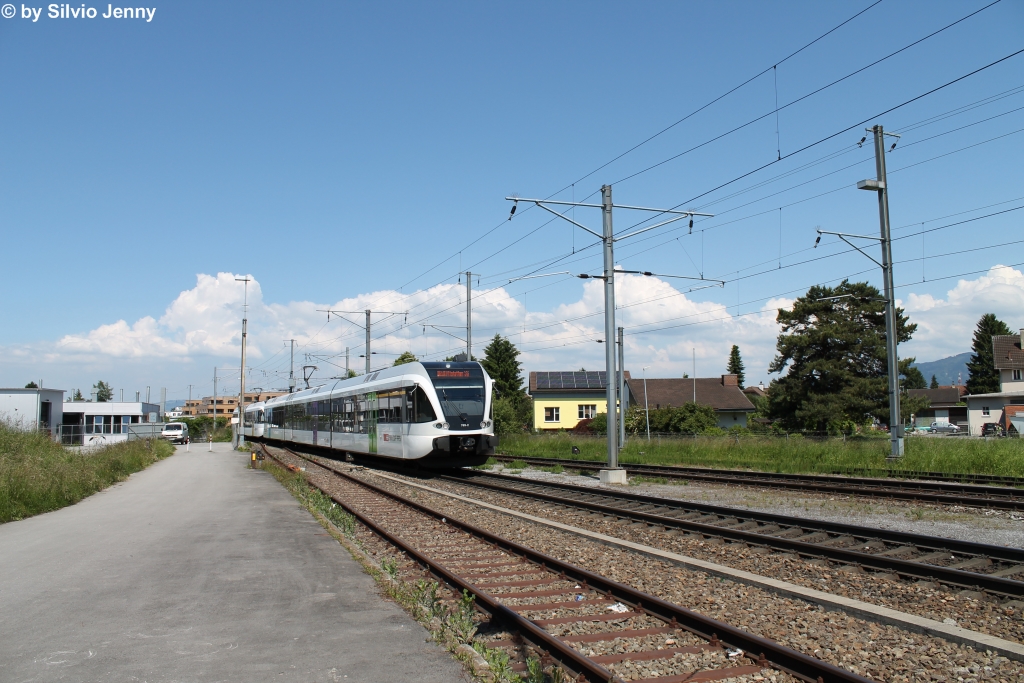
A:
628,402,719,435
180,415,232,442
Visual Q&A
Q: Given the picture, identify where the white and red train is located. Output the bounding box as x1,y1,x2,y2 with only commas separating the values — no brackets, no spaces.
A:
242,361,497,466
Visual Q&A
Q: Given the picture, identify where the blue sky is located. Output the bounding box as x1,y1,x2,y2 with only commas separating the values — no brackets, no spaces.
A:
2,0,1022,402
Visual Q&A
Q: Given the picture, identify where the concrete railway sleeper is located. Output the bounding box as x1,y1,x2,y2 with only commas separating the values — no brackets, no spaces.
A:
488,456,1024,512
261,445,872,683
435,471,1024,600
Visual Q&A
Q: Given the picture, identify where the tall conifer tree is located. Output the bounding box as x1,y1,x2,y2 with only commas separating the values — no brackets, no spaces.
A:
966,313,1011,394
482,334,524,400
727,345,745,387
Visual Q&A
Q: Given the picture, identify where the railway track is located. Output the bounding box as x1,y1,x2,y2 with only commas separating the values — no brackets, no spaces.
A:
421,469,1024,600
489,455,1024,511
261,444,871,683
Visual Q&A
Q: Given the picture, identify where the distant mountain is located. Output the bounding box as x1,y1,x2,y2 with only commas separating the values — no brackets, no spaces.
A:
911,352,971,386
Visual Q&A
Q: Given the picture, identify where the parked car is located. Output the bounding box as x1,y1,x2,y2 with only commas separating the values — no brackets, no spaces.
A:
929,421,960,434
981,422,1005,437
161,422,189,444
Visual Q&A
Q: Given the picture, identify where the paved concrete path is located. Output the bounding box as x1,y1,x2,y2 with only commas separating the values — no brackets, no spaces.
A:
0,443,466,683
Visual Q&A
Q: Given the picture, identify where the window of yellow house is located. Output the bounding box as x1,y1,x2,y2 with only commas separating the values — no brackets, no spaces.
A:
544,407,560,422
578,404,596,419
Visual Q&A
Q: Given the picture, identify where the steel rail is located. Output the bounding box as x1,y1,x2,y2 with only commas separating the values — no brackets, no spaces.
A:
257,446,610,682
437,470,1024,598
489,455,1024,510
267,445,873,683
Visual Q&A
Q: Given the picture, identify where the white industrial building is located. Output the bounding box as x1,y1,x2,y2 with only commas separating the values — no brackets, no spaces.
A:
60,401,162,446
0,387,65,437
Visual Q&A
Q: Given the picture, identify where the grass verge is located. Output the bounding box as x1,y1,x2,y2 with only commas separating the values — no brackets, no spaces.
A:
260,460,563,682
497,433,1024,478
0,423,175,523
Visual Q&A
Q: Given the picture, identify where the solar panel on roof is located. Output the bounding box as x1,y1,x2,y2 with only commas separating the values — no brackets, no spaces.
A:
534,370,619,390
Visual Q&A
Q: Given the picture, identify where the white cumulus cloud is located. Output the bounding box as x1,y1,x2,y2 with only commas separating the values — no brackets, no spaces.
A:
13,264,1019,395
902,265,1024,361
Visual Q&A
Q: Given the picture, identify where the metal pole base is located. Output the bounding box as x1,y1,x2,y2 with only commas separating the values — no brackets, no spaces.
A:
599,469,628,484
887,437,905,460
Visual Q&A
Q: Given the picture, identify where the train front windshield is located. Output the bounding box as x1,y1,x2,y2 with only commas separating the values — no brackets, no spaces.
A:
424,364,486,430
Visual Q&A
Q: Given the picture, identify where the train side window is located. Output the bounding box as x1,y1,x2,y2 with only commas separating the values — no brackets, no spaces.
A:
407,386,437,423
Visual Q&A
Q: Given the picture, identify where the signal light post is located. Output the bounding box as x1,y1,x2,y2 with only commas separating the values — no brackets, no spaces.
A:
506,186,713,482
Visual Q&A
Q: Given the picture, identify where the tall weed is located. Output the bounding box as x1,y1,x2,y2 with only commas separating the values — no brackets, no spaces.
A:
0,423,174,523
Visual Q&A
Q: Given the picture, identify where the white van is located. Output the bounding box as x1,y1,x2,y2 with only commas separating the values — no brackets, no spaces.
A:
161,422,189,444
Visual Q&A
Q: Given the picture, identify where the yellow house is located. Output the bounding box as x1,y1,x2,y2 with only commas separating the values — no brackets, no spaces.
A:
529,371,630,431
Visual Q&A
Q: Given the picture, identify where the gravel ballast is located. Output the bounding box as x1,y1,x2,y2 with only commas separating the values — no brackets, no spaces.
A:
390,467,1024,646
276,449,1024,683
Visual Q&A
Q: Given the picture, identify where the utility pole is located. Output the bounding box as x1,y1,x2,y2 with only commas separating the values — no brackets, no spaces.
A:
466,271,472,360
600,186,618,471
617,326,625,449
365,310,371,374
815,124,903,458
505,189,714,484
316,308,407,375
867,124,902,458
345,347,350,377
287,339,296,393
235,277,251,448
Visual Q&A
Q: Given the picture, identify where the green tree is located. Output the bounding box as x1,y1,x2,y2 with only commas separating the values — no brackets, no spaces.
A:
930,374,939,389
491,397,521,435
727,345,745,387
93,380,113,403
24,381,38,388
481,334,524,402
72,389,84,401
767,280,917,432
393,351,418,366
966,313,1011,394
902,366,927,390
643,403,719,434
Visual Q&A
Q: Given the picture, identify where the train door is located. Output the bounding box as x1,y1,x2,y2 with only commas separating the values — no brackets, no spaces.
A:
367,391,378,454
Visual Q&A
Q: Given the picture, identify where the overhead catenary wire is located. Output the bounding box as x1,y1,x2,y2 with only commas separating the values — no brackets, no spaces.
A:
312,14,1019,334
354,1,893,306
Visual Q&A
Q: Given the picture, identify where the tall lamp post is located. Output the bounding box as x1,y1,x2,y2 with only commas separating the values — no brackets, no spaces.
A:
814,124,903,458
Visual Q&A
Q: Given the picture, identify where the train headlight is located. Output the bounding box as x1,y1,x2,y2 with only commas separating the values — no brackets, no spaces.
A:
434,422,444,429
480,420,491,428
